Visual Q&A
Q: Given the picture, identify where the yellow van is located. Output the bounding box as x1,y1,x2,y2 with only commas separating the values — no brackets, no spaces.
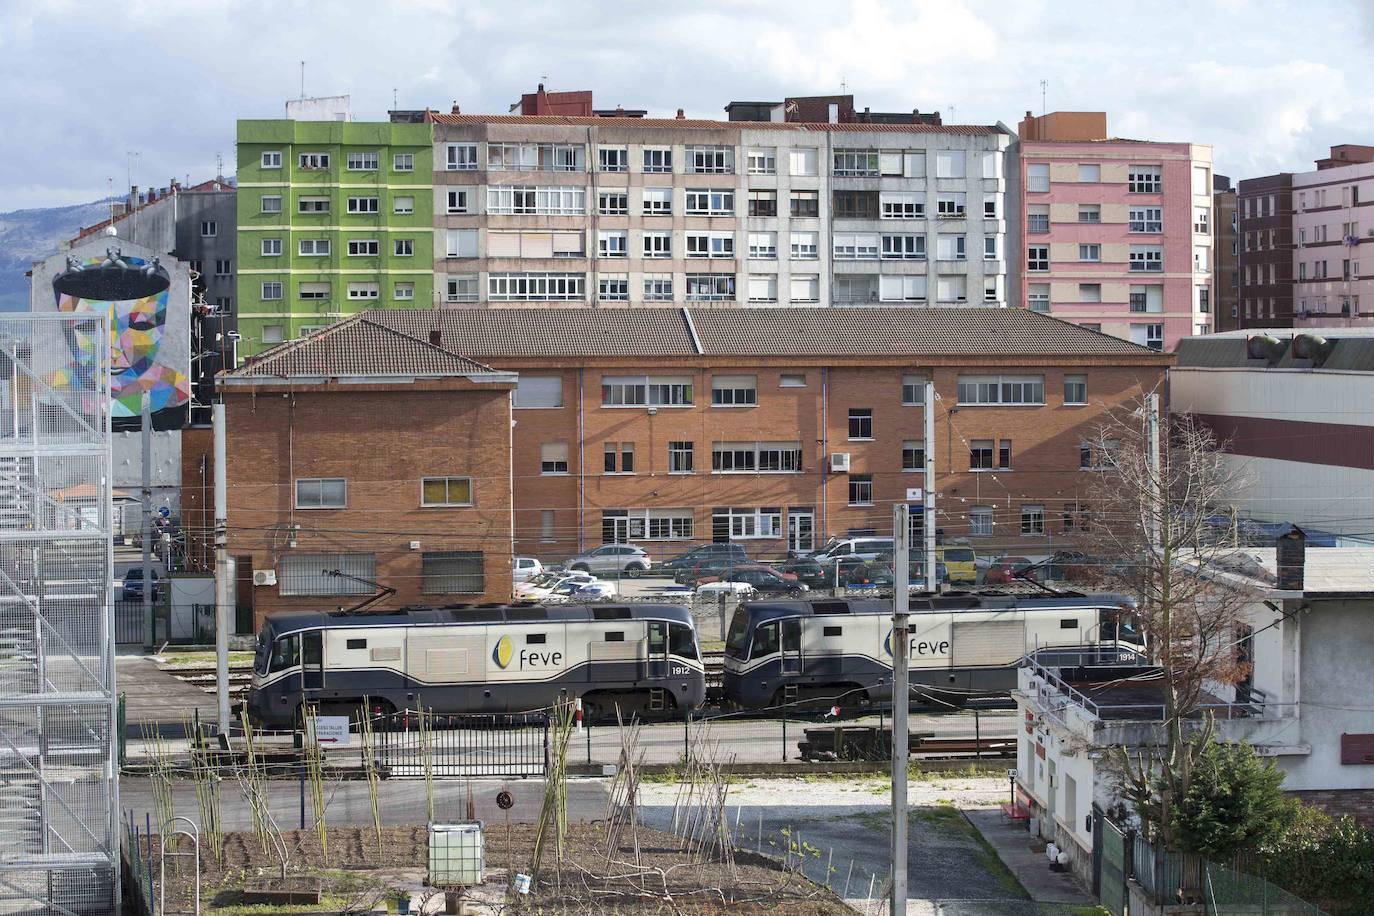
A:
938,547,977,585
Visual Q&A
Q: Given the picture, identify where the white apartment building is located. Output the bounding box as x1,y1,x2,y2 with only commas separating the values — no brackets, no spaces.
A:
429,111,1018,310
1292,147,1374,325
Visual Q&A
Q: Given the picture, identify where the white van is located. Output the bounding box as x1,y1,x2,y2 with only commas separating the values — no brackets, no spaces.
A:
812,536,895,563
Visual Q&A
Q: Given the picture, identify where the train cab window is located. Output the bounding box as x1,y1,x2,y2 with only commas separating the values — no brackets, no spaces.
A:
269,634,299,673
1060,618,1077,629
751,622,779,659
526,633,547,644
648,622,667,654
605,631,625,642
302,632,322,666
782,619,801,652
669,622,698,660
823,626,843,637
725,608,750,658
346,638,367,650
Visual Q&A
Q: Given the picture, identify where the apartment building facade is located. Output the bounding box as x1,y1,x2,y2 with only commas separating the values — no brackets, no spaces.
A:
1292,145,1374,326
1235,172,1295,328
362,307,1169,562
234,119,434,355
428,103,1018,313
1017,111,1214,350
1212,175,1239,331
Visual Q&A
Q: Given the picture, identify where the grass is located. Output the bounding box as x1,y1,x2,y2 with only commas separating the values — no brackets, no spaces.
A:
156,650,253,669
917,803,1031,900
701,639,725,652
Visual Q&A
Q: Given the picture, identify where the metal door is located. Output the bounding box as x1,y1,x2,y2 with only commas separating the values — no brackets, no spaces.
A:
647,621,668,678
302,630,323,690
780,618,802,676
1098,814,1128,915
788,511,814,553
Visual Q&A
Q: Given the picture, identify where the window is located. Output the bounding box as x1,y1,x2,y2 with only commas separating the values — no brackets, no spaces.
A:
1194,207,1210,234
1128,165,1162,193
685,273,735,301
833,149,879,176
984,197,998,219
295,478,346,509
1075,204,1100,224
1064,374,1087,405
1194,245,1210,273
969,507,993,537
833,232,879,260
715,507,783,539
393,152,414,172
1027,283,1050,313
848,408,873,440
848,474,873,505
298,282,330,300
998,439,1013,469
936,193,967,217
832,275,876,303
393,238,414,258
348,239,379,257
969,440,993,470
514,376,563,409
1079,283,1101,302
748,148,776,174
834,190,878,219
712,442,802,473
984,237,998,261
422,551,484,594
347,196,380,214
298,152,330,170
669,441,694,473
882,234,925,260
280,553,375,597
541,443,569,475
879,275,927,302
934,150,966,178
444,189,470,214
446,274,479,303
747,275,778,302
598,190,628,215
260,195,282,214
598,231,628,258
1028,246,1049,271
901,376,926,405
711,375,756,406
688,145,733,173
790,190,819,218
1021,505,1045,536
881,191,924,219
1077,163,1101,182
446,229,478,259
1026,206,1052,236
298,196,329,213
346,281,379,300
261,151,282,169
299,239,330,256
745,189,777,217
642,231,672,258
1027,163,1050,193
393,195,414,215
790,231,819,259
789,275,819,302
601,376,693,407
486,186,585,215
685,188,734,215
1130,245,1163,272
686,232,734,258
346,151,379,171
603,442,635,474
261,238,282,256
200,220,217,238
936,275,968,303
640,273,669,302
1129,207,1162,233
394,282,414,300
779,373,807,389
260,281,282,300
639,186,672,215
598,147,628,172
643,147,672,173
488,272,584,301
598,275,629,301
422,477,473,507
1130,284,1163,313
957,375,1045,405
937,234,967,261
789,148,818,176
748,232,777,259
1078,244,1100,262
188,259,201,275
902,441,925,472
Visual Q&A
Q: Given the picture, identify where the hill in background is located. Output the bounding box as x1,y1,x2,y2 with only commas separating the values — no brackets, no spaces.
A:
0,198,118,311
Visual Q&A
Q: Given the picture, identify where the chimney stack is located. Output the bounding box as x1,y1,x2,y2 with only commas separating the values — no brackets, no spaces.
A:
127,185,139,211
1276,526,1306,591
676,108,685,120
429,329,442,347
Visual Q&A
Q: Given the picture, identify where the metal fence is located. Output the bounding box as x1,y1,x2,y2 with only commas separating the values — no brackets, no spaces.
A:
372,711,549,777
113,600,217,647
1204,862,1327,915
0,314,117,914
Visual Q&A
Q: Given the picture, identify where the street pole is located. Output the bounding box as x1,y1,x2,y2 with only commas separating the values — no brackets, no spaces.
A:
213,403,232,736
925,379,937,594
140,394,153,648
890,502,910,916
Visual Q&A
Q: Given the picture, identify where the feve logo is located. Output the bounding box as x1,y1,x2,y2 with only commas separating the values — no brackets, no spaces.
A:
492,635,514,669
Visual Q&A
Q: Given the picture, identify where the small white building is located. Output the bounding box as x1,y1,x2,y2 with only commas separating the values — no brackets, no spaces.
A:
1014,545,1374,882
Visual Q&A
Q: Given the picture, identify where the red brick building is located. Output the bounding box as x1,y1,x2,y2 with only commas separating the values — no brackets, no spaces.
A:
218,315,517,627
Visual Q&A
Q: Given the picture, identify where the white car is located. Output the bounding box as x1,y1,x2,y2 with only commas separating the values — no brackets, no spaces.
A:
516,571,596,600
544,581,619,603
695,580,756,599
513,557,543,584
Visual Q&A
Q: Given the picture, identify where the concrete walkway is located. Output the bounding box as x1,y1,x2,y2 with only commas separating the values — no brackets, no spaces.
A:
965,808,1095,905
117,655,217,731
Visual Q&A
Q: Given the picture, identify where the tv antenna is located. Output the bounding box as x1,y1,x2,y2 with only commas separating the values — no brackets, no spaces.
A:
125,150,139,191
1040,79,1048,117
299,60,306,100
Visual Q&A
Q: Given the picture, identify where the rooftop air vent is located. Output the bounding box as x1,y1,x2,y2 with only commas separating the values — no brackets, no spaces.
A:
1245,334,1286,365
1291,333,1335,366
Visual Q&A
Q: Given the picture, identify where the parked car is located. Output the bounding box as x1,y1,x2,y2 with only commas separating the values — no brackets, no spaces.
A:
811,536,895,564
544,580,618,603
938,547,977,586
515,570,596,600
659,543,747,575
983,555,1039,585
844,558,937,590
695,563,799,587
678,556,747,586
121,568,160,601
695,580,756,599
728,567,808,596
564,544,651,577
512,557,544,584
777,556,828,589
816,555,869,588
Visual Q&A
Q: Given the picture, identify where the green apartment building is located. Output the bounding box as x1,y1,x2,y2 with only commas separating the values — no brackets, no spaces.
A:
235,120,434,355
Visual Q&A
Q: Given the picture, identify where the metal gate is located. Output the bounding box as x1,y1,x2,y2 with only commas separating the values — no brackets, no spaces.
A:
373,712,549,777
115,599,145,645
1098,812,1130,915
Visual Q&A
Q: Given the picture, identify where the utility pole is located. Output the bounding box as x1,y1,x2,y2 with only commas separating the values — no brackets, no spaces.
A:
925,379,937,593
213,403,231,735
890,502,910,916
141,394,153,648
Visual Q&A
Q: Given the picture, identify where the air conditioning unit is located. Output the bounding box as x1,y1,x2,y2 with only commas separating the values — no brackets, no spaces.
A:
829,452,851,473
252,569,277,587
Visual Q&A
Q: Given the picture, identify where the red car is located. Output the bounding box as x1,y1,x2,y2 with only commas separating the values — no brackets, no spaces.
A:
983,555,1039,585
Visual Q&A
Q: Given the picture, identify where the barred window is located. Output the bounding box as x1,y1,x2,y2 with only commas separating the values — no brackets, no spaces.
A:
279,552,375,596
422,551,485,594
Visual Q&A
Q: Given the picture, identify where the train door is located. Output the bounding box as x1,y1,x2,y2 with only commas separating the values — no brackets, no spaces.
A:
301,631,323,691
780,618,802,676
647,621,668,679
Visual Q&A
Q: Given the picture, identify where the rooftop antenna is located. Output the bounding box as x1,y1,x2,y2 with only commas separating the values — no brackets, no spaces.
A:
393,87,398,109
840,76,847,94
1040,79,1048,117
107,177,115,224
125,150,139,192
948,104,956,123
299,60,306,100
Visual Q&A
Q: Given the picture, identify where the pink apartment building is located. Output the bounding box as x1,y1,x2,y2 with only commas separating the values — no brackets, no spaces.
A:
1018,112,1214,350
1292,145,1374,326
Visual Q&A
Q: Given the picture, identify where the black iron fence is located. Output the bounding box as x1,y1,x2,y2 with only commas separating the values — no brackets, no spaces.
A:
113,600,217,647
371,711,549,778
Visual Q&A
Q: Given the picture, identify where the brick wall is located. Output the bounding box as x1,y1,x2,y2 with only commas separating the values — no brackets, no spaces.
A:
1288,789,1374,827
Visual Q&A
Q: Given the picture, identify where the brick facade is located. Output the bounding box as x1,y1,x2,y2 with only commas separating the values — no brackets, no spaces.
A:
1288,789,1374,827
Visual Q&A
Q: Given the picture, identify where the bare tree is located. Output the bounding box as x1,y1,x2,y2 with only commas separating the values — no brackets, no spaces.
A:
1079,392,1256,846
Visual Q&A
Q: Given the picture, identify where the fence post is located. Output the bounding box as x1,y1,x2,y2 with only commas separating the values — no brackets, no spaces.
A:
974,707,981,760
683,711,691,765
586,714,592,767
117,693,127,768
781,711,787,762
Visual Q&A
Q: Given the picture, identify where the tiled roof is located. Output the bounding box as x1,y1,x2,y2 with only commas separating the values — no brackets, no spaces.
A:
365,307,1163,360
227,314,500,379
429,113,1000,136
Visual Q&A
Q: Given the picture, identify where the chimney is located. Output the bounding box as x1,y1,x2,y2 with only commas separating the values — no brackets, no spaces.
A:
127,185,139,211
429,329,442,347
615,104,625,116
451,101,461,114
1276,526,1306,591
676,108,685,120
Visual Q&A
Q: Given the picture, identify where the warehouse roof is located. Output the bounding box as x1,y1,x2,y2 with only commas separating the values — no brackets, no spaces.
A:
1175,331,1374,372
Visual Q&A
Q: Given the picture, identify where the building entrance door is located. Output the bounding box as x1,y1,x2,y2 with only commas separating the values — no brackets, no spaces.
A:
787,510,814,554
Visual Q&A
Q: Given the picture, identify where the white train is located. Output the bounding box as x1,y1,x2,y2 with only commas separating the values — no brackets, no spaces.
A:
722,593,1142,709
246,603,706,727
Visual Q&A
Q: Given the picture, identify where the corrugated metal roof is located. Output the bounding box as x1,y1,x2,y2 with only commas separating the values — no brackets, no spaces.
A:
429,113,1000,136
228,314,499,379
364,307,1163,360
1175,334,1374,372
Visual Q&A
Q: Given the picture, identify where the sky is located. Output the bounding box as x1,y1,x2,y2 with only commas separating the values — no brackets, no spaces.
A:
2,0,1373,211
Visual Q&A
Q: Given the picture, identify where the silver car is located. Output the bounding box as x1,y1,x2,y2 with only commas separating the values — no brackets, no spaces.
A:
565,544,651,577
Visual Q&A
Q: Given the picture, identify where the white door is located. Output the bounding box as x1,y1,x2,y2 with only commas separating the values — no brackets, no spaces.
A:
787,511,814,553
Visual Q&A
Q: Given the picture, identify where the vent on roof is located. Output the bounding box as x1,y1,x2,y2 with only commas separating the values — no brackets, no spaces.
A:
1246,334,1286,365
1291,333,1334,366
429,329,442,347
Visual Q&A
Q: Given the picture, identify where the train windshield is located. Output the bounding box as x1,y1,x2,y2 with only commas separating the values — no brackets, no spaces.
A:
267,633,301,673
1100,606,1145,646
253,630,271,676
669,622,698,660
724,607,751,658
